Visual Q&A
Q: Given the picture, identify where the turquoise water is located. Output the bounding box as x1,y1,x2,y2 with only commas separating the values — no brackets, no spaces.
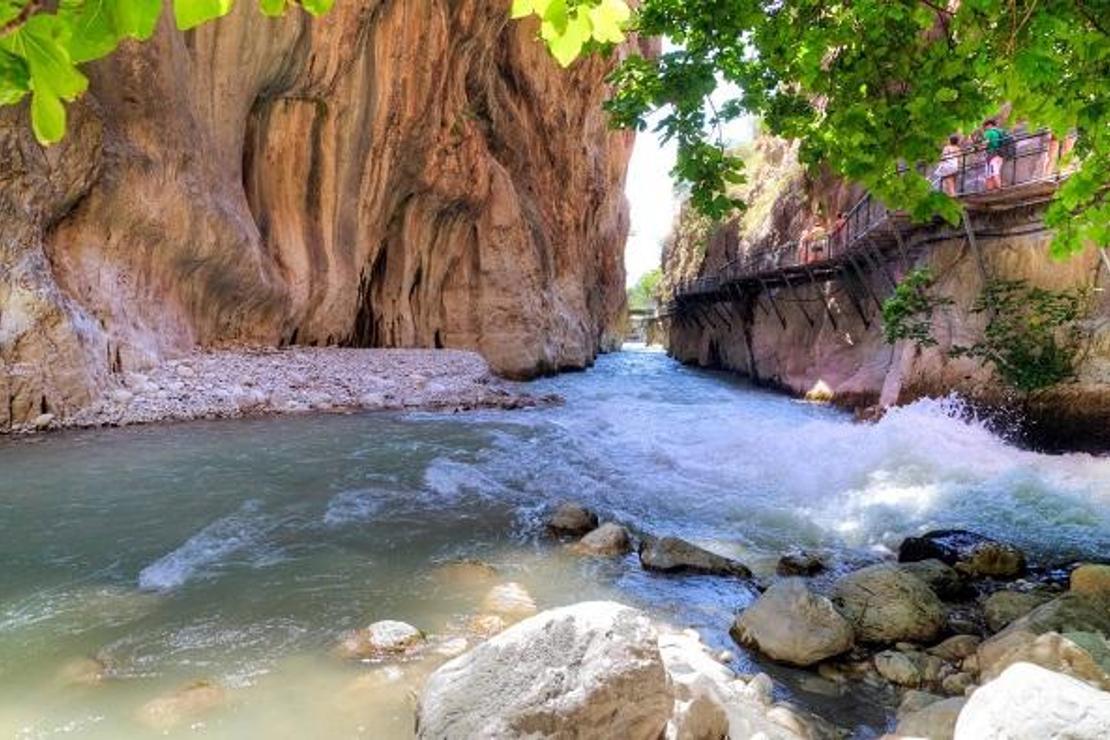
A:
2,347,1108,737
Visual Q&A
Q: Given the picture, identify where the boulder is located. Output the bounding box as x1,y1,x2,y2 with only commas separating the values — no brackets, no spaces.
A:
338,619,425,660
898,530,1025,578
1071,563,1110,598
896,696,966,740
481,582,538,618
940,672,975,696
897,689,944,718
981,589,1052,633
980,630,1110,690
730,579,854,666
639,536,752,578
135,680,228,731
658,629,802,740
874,650,922,687
415,602,673,739
953,662,1110,739
898,559,966,600
831,564,945,644
776,550,826,577
547,503,599,536
978,592,1110,687
572,523,632,556
928,635,981,662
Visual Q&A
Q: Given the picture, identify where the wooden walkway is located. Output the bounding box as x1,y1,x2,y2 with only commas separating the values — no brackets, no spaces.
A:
664,129,1070,324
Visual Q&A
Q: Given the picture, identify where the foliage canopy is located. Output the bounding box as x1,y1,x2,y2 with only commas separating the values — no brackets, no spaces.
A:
527,0,1109,256
627,267,662,311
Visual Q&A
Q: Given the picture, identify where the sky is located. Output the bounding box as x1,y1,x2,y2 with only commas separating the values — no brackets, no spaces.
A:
622,93,756,288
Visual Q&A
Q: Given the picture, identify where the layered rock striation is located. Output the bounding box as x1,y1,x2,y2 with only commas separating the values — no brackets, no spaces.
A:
0,1,641,428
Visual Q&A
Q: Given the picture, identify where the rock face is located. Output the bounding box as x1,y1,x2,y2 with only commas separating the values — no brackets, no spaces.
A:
638,536,752,577
731,579,854,666
953,662,1110,740
415,601,674,739
660,137,1110,451
0,3,643,429
831,563,945,644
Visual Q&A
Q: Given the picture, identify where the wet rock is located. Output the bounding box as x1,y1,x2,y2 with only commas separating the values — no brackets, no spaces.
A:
466,614,507,639
896,696,965,740
978,592,1110,688
1070,563,1110,599
981,589,1053,633
897,689,944,718
547,502,599,536
658,629,803,739
944,606,982,636
416,602,673,739
730,579,853,666
571,522,632,556
940,672,975,696
953,662,1110,739
898,559,966,600
776,550,825,577
135,680,228,731
874,650,922,687
920,653,952,686
338,619,425,660
56,656,109,686
481,582,537,618
898,530,1025,579
639,536,752,578
928,635,981,663
980,630,1110,690
831,564,945,644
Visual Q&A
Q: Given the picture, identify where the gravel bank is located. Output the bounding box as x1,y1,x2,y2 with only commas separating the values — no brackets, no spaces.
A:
16,348,558,433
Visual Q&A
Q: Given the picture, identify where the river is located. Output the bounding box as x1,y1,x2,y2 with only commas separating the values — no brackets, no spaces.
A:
2,346,1108,737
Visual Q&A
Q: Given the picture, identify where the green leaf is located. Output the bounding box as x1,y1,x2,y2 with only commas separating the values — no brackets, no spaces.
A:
258,0,285,16
546,8,589,67
0,48,30,105
300,0,331,16
587,0,629,45
0,14,89,143
510,0,534,20
173,0,234,31
59,0,162,63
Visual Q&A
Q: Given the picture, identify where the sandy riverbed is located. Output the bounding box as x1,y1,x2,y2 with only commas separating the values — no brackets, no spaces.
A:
15,348,557,433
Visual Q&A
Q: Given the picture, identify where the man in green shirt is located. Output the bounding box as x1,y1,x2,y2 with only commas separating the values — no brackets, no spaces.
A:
983,119,1005,191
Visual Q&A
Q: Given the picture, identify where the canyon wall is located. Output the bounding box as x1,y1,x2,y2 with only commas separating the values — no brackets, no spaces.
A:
664,138,1110,449
0,0,640,428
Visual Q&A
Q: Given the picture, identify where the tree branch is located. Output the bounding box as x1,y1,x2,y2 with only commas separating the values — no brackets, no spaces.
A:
1,0,40,37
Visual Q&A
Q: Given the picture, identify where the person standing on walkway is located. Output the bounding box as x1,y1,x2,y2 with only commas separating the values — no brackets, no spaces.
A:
935,135,962,196
983,120,1005,191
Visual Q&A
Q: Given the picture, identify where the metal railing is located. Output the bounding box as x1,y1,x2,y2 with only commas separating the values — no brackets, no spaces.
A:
671,128,1070,300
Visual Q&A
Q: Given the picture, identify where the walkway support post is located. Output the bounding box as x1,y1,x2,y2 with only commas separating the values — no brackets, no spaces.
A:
804,264,839,330
757,277,788,329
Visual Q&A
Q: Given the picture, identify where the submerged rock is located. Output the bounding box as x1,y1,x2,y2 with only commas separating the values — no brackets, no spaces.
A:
465,614,507,639
338,619,425,660
896,696,966,740
954,662,1110,739
730,579,853,666
981,589,1053,633
547,502,599,536
639,536,752,578
429,559,499,588
481,582,538,618
898,530,1026,579
416,602,673,739
776,550,826,577
135,680,228,731
56,656,110,687
831,564,945,644
571,522,632,556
